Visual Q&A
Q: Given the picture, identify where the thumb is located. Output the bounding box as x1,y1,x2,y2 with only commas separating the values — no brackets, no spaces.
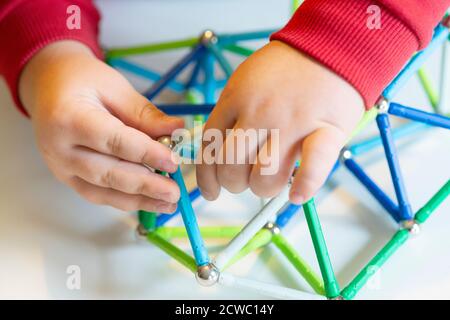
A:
290,126,346,204
101,79,184,138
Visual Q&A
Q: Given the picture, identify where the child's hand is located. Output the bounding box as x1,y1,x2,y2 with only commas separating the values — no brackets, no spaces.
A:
197,41,364,203
19,41,184,213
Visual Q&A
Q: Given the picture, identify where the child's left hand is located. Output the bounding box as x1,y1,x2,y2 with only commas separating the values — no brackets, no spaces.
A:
196,40,365,203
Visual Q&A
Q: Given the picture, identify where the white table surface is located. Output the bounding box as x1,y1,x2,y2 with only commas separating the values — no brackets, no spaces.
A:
0,0,449,300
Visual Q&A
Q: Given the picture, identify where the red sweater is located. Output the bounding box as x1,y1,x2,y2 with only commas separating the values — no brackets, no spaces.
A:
0,0,449,115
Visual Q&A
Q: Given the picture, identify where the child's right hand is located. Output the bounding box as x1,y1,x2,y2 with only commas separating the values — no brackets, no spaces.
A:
19,40,184,213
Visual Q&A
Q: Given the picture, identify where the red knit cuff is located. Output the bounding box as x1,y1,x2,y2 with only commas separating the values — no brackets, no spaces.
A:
0,0,102,116
271,0,419,109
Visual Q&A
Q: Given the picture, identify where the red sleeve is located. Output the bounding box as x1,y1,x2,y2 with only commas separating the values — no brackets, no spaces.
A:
271,0,450,108
0,0,102,116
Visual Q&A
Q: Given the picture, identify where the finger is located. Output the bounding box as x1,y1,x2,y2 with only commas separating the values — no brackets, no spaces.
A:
196,101,237,200
68,177,177,213
99,81,185,138
71,107,179,173
249,133,299,198
216,121,265,193
290,127,346,204
69,146,180,203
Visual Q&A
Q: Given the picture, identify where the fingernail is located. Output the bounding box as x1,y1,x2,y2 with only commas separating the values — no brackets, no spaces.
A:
161,160,178,172
289,191,304,205
200,188,214,201
171,152,181,165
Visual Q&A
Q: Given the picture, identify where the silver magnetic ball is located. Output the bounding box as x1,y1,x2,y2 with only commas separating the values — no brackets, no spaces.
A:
157,135,175,150
341,149,352,160
264,222,281,235
195,263,220,287
376,98,390,114
402,220,421,235
136,223,148,236
200,29,218,44
134,224,149,245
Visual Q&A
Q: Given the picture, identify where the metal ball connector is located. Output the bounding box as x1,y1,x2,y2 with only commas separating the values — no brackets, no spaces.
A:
134,224,149,244
195,263,220,287
329,295,344,301
264,222,281,235
401,220,421,235
200,29,218,45
340,149,353,161
376,97,390,114
157,135,176,150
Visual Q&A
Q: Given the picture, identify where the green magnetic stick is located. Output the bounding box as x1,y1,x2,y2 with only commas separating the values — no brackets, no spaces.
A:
224,229,273,270
147,232,197,273
138,210,157,231
105,37,199,59
415,179,450,224
417,68,439,110
341,229,409,300
348,108,379,141
272,233,325,295
185,89,205,124
138,170,166,232
291,0,302,13
303,199,340,298
155,226,242,240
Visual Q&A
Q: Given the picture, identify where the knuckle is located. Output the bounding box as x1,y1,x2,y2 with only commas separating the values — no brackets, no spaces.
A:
135,104,150,122
107,131,123,156
135,103,162,122
100,167,118,189
135,180,149,196
139,148,151,165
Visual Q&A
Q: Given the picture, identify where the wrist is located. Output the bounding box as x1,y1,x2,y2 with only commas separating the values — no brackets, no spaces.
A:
271,0,419,109
19,40,97,116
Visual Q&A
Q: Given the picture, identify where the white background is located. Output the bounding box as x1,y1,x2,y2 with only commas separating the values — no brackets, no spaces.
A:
0,0,449,299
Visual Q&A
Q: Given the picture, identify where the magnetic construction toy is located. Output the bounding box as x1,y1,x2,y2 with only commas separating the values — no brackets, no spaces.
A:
104,4,450,299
